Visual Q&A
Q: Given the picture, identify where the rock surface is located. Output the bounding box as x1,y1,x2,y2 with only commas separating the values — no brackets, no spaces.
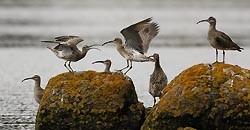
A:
35,71,145,130
141,63,250,130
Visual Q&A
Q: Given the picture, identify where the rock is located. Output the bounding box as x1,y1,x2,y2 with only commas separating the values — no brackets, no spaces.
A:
141,63,250,130
177,127,197,130
35,71,145,130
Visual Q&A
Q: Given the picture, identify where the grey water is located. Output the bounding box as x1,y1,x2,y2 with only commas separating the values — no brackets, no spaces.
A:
0,0,250,129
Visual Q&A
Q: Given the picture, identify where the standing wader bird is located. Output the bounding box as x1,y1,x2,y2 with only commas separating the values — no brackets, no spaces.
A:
102,18,159,74
92,59,112,73
22,75,44,104
197,16,243,63
42,36,100,72
148,53,168,106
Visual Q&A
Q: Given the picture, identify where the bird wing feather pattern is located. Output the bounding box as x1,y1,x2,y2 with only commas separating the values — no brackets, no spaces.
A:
149,70,168,96
41,41,61,44
214,31,242,51
121,18,159,54
54,36,83,46
150,69,168,86
53,44,74,58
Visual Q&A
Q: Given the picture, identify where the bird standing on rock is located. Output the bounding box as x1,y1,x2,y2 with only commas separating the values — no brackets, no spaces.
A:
92,59,112,73
42,36,100,72
148,53,168,106
22,75,44,104
102,18,159,74
197,16,243,63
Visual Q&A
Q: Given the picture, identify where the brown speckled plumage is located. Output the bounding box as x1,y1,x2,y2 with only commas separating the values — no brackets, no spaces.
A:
149,53,168,106
22,75,44,104
197,16,243,63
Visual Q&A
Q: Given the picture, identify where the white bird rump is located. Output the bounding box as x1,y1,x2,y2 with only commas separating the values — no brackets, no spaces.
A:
124,47,152,62
47,45,74,59
121,17,159,54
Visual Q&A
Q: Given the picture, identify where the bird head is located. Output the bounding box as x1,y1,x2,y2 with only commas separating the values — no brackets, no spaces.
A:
92,59,111,66
148,53,159,62
82,44,100,52
22,75,41,82
197,16,216,25
102,38,122,46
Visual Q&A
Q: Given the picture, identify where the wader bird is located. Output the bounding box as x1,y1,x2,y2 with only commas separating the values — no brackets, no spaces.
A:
22,75,44,104
197,17,243,63
148,53,168,106
42,36,99,72
102,18,159,74
92,59,111,73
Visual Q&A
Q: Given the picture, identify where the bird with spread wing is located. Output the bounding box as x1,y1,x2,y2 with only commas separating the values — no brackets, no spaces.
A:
102,18,159,74
42,36,99,72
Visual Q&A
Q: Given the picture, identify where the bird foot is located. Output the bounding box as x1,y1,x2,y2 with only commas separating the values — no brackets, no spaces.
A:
213,61,224,64
114,69,124,74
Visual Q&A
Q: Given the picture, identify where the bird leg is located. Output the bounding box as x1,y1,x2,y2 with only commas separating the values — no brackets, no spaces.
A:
116,60,130,72
68,61,74,72
153,97,156,106
64,61,71,72
215,49,218,62
223,50,225,63
124,60,133,74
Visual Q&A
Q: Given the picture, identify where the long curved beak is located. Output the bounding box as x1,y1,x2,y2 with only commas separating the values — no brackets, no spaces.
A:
88,47,101,51
148,55,155,62
102,40,113,46
22,77,33,82
196,19,208,24
88,44,101,47
92,60,104,64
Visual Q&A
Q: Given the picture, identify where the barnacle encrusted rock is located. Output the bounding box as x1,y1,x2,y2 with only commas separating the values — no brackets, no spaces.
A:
35,71,145,130
141,63,250,130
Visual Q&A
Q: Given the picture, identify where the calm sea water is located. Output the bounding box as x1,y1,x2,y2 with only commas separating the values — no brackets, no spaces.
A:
1,0,250,129
1,47,250,129
0,0,250,47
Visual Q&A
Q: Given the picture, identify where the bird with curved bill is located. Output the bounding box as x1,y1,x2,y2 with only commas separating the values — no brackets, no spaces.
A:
92,59,112,73
22,75,44,104
197,17,243,63
42,36,100,72
148,53,168,106
102,18,159,74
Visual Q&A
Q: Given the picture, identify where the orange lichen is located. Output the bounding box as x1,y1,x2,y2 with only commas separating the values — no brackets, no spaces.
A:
36,71,144,130
141,63,250,130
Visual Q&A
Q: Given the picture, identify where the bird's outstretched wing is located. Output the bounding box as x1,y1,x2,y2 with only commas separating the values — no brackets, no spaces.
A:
120,18,159,54
54,36,83,46
215,31,243,51
54,44,70,51
41,40,61,44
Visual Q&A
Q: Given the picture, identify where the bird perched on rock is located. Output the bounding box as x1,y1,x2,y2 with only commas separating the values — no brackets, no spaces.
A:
102,18,159,74
197,16,243,63
148,53,168,106
92,59,112,73
42,36,100,72
22,75,44,104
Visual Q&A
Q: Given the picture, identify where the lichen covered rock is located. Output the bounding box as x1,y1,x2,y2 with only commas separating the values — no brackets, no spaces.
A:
35,71,145,130
141,63,250,130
